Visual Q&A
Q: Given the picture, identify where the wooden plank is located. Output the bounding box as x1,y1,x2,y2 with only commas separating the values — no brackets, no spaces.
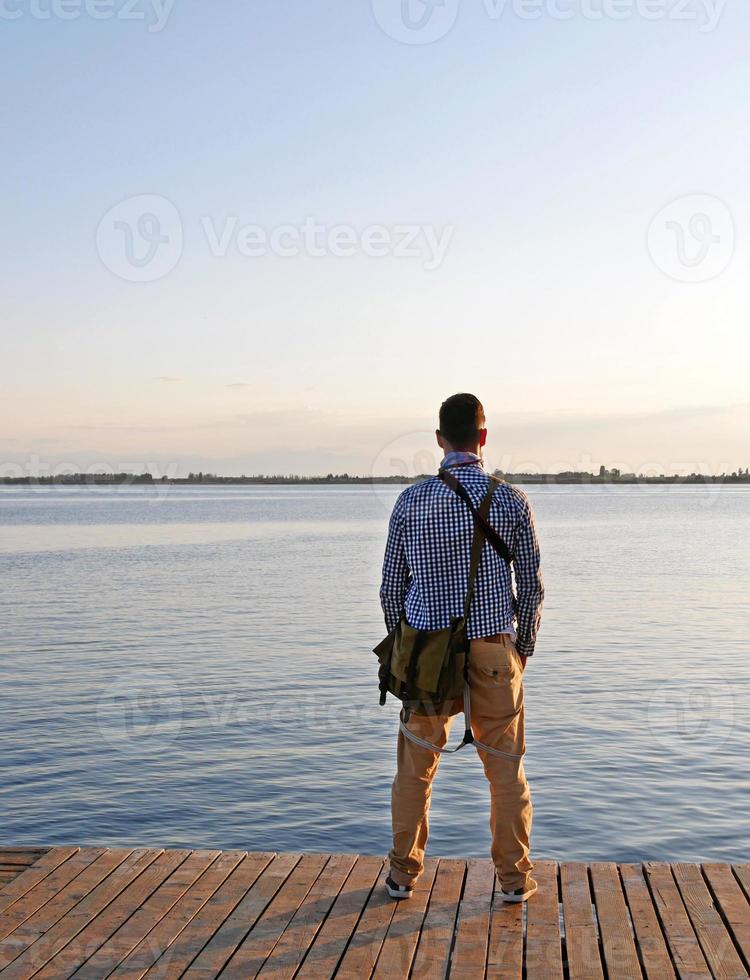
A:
0,858,48,887
525,860,564,980
331,861,397,978
0,849,46,854
109,850,247,979
487,895,523,980
34,849,191,978
672,863,747,979
181,852,300,978
620,864,677,979
449,858,495,978
0,854,44,868
0,848,79,916
257,853,358,979
0,869,35,883
590,862,642,979
295,855,383,978
703,864,750,971
71,850,222,978
0,847,86,921
561,863,605,980
0,853,50,890
372,858,437,979
3,846,745,980
734,866,750,903
219,853,329,978
0,848,162,980
142,850,273,977
644,862,712,979
0,848,112,947
411,859,466,979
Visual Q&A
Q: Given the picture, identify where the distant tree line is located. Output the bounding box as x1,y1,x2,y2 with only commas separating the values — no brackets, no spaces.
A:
182,472,412,484
1,472,157,485
492,469,750,484
2,468,750,485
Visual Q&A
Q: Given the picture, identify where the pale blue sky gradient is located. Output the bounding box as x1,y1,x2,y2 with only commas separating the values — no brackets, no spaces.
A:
2,1,748,476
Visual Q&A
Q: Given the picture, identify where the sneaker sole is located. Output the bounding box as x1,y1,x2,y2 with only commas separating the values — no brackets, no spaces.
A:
500,887,538,903
385,883,414,900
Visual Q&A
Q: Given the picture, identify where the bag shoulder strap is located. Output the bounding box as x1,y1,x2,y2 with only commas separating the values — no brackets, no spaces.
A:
462,481,495,621
439,469,514,565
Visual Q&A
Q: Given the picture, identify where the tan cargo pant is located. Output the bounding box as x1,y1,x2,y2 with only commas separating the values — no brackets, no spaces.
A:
389,635,535,894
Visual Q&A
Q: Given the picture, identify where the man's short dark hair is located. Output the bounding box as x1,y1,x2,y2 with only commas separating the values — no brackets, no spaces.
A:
438,393,485,448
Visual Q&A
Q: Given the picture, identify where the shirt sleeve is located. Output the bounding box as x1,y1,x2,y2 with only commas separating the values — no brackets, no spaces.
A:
512,492,544,657
379,492,410,631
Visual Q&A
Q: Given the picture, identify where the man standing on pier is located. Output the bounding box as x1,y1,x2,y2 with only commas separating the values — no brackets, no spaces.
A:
379,393,544,902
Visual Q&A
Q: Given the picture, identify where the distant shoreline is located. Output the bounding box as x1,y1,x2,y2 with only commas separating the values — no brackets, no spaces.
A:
3,471,750,487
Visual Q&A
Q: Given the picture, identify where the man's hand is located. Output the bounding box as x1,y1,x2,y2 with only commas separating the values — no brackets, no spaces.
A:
518,653,528,671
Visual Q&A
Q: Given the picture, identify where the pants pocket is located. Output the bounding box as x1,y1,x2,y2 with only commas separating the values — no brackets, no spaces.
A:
476,662,513,685
470,643,516,676
468,645,521,719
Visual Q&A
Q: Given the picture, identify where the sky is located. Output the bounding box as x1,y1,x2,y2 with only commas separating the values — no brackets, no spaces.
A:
1,0,748,477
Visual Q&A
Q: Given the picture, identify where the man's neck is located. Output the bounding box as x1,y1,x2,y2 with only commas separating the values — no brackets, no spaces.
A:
440,450,483,470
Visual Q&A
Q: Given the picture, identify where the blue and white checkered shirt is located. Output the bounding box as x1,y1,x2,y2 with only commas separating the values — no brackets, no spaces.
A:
379,455,544,655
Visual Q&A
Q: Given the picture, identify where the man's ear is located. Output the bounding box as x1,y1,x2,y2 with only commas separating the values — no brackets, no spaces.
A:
436,429,445,449
479,428,488,448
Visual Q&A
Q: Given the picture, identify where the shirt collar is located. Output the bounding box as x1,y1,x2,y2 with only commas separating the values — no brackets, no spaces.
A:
440,450,484,470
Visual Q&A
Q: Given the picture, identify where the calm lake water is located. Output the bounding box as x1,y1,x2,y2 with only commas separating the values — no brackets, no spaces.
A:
1,483,749,863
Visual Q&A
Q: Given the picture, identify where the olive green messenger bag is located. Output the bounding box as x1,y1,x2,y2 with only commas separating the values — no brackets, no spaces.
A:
373,469,523,760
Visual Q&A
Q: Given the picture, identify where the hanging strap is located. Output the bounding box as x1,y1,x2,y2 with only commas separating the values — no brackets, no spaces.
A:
438,470,514,564
399,673,524,760
461,480,495,623
400,683,524,759
398,475,524,760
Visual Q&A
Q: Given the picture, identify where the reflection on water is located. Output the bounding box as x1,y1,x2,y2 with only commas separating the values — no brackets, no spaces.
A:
1,484,749,862
0,520,372,554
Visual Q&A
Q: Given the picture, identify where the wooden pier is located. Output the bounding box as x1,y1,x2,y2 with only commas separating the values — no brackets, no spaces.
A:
0,846,748,978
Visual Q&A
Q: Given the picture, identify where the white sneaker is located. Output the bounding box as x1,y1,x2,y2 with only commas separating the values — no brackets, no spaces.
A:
499,882,538,903
385,875,414,900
